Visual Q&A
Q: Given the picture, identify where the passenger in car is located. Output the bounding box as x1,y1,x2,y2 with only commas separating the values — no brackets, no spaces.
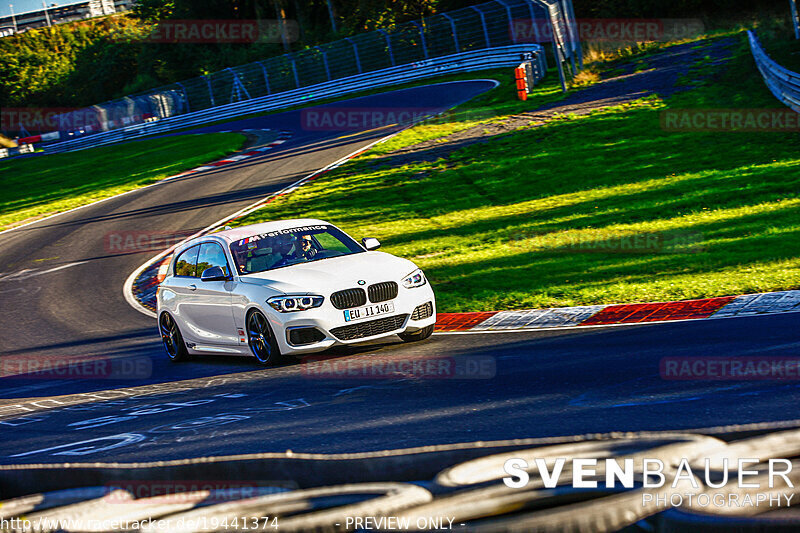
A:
297,235,318,260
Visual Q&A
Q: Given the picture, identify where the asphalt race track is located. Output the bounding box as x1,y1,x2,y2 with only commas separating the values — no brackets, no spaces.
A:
0,80,498,399
1,80,800,466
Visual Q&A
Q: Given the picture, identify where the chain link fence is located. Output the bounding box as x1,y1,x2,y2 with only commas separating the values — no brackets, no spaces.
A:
44,0,578,141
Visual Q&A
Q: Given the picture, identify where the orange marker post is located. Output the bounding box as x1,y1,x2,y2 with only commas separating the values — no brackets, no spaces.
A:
515,64,528,101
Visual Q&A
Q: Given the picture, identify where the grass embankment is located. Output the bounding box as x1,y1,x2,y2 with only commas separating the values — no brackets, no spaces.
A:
232,30,800,312
0,133,245,230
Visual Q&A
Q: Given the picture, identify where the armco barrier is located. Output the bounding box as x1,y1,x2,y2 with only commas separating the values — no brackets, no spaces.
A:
36,0,578,153
44,45,546,154
749,30,800,112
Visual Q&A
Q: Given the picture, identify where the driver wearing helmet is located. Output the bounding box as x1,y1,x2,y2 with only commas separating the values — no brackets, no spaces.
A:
297,235,317,260
266,234,319,268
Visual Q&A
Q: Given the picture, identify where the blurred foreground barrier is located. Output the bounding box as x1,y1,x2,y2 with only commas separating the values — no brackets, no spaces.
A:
3,426,800,531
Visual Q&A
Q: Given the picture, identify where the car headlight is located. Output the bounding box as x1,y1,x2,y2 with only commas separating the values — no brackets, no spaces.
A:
267,295,324,313
402,269,427,288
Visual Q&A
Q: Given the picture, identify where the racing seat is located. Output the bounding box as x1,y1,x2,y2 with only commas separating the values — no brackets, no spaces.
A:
246,247,274,272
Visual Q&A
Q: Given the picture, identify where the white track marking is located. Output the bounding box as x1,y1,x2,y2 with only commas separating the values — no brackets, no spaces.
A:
0,261,87,282
123,129,410,319
0,130,278,238
9,433,146,457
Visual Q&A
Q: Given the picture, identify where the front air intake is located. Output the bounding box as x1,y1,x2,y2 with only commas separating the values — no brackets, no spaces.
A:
330,315,408,341
368,281,398,303
411,301,434,320
287,327,326,346
330,288,367,309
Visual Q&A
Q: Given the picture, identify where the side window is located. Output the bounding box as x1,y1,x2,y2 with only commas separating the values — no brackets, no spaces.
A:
197,242,230,277
315,233,351,254
174,245,200,277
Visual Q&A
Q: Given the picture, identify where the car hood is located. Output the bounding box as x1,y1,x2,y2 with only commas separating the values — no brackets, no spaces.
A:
239,251,419,294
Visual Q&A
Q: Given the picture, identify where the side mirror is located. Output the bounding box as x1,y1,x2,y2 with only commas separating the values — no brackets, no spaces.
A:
362,237,381,251
200,266,231,282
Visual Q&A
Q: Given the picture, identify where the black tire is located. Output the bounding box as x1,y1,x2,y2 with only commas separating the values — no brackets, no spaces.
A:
159,312,189,362
246,310,282,366
398,324,434,343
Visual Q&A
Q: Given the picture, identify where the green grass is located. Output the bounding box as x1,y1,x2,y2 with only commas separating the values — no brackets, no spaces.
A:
368,69,567,156
753,17,800,72
0,133,246,230
232,30,800,312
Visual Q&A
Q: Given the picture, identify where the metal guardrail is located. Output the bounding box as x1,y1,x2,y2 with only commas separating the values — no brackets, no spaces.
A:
36,0,577,154
748,30,800,112
44,44,547,154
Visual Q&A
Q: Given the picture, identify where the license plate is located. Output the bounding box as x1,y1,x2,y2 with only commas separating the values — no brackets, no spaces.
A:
344,302,394,322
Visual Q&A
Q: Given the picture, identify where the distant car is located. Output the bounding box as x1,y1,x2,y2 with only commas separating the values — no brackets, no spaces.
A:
157,219,436,365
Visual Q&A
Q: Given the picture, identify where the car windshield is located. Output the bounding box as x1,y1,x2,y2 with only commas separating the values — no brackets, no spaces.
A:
229,224,364,275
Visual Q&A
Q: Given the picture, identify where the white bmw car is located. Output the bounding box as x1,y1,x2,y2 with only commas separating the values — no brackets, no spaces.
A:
157,219,436,365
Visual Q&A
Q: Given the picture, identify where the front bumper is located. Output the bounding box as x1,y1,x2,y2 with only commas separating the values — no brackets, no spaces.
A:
269,283,436,354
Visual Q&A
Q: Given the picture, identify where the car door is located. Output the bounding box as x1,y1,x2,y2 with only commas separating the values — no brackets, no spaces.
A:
166,244,203,344
178,241,239,346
